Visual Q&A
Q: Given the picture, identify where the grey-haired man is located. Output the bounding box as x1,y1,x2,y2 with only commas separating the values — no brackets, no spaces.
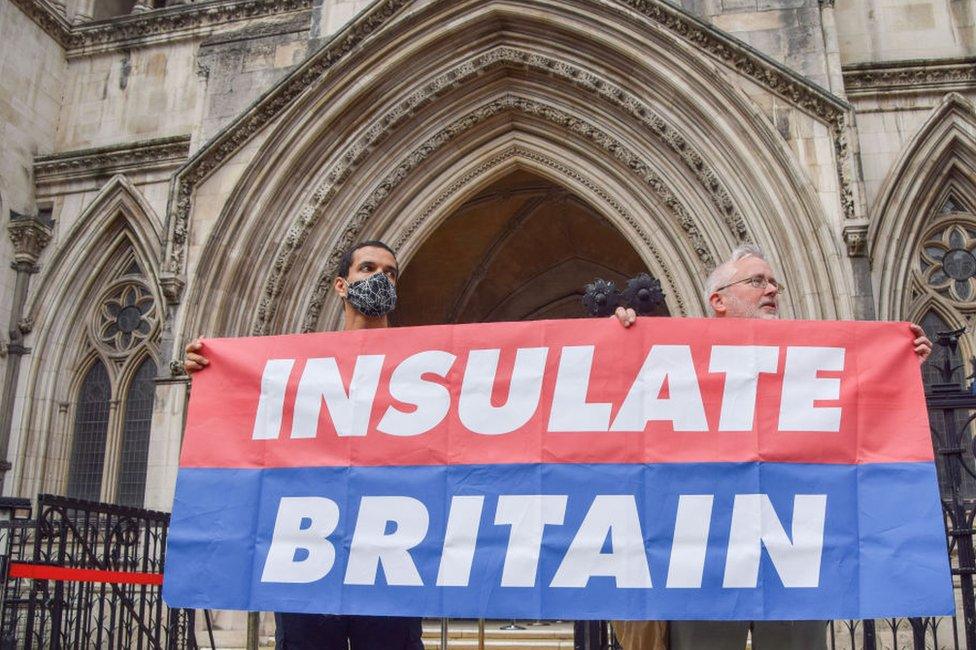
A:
613,244,931,650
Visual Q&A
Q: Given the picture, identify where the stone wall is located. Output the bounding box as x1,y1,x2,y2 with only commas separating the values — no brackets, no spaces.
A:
0,0,65,380
679,0,832,90
197,12,311,141
835,0,976,65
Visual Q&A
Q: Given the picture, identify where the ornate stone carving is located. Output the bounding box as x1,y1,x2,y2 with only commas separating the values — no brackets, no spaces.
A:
619,1,849,119
843,58,976,95
169,359,187,377
831,114,857,223
7,0,72,47
610,1,858,219
257,94,714,333
301,146,688,331
159,273,186,305
34,135,191,185
258,89,727,332
842,223,868,257
918,218,976,310
165,2,859,280
7,212,54,267
163,0,413,277
90,279,158,357
204,48,746,331
10,0,313,56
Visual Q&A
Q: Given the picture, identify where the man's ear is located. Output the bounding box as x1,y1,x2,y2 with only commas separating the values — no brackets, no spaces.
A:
709,292,727,315
334,275,348,299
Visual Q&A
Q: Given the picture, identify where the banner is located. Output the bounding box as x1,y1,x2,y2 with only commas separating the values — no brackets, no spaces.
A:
163,317,953,620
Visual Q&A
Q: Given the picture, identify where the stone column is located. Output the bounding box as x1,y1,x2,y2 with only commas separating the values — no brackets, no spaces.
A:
0,211,53,494
843,223,876,321
818,0,846,96
143,274,187,511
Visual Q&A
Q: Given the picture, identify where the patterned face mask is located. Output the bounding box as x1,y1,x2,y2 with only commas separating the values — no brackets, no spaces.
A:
345,272,397,318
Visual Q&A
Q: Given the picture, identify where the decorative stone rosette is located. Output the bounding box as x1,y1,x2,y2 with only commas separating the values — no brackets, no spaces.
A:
90,279,158,356
919,219,976,307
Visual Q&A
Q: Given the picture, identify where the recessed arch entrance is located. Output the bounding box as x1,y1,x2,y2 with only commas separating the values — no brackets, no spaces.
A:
393,169,667,326
174,0,854,345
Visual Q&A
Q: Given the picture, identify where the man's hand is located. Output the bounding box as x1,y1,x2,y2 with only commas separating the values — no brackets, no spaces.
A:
613,306,636,328
184,338,209,374
910,323,932,364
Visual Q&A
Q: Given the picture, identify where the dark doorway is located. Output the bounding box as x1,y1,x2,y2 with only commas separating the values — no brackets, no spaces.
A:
393,170,666,326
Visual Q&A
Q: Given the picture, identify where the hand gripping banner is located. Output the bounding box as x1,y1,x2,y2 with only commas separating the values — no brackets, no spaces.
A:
163,318,954,620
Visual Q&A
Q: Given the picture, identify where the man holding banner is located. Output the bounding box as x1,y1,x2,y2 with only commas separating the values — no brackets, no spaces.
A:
170,243,951,650
613,243,933,650
184,240,423,650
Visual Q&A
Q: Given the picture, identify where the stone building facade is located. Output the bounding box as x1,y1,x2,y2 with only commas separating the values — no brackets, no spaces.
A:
0,0,974,639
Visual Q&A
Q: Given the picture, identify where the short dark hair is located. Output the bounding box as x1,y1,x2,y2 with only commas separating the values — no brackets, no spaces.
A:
335,240,397,278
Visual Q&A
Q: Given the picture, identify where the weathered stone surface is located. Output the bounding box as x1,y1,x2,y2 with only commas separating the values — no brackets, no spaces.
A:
197,12,311,140
835,0,976,65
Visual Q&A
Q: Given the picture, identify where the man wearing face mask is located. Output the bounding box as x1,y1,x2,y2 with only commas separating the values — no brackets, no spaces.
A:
612,243,932,650
184,241,423,650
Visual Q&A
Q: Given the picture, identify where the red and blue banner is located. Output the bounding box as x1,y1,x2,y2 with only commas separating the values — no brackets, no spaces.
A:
163,318,954,620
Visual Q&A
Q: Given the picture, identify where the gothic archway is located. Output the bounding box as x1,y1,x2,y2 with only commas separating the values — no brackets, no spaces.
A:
393,169,666,326
174,0,851,345
14,175,163,500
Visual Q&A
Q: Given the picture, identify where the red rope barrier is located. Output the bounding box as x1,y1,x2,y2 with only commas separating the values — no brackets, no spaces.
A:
8,562,163,585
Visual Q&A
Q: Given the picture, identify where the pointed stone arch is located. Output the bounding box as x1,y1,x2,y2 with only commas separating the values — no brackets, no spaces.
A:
871,93,976,321
13,175,164,499
175,0,852,344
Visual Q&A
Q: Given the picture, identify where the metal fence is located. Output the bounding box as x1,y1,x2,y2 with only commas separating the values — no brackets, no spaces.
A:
0,494,198,649
819,330,976,650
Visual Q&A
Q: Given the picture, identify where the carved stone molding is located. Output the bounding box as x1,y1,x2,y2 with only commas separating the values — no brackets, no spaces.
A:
260,93,713,334
618,1,849,121
7,212,54,267
163,0,412,277
830,114,857,222
842,223,868,257
300,145,688,332
166,0,859,283
34,135,191,186
843,58,976,95
10,0,312,57
8,0,71,46
169,359,187,377
160,274,187,305
185,47,748,295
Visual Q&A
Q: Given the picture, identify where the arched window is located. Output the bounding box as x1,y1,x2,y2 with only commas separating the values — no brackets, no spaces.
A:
66,360,111,502
117,358,156,507
65,254,159,506
911,195,976,498
912,194,976,384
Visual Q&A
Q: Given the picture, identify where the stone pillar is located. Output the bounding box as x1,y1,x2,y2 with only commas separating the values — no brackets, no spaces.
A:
818,0,846,96
0,211,53,494
843,223,876,321
143,274,187,511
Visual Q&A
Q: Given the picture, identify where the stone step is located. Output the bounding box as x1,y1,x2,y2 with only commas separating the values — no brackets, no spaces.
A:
196,619,577,649
422,620,575,647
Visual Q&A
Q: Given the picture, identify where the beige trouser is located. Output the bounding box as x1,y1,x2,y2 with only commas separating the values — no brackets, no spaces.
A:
611,621,668,650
